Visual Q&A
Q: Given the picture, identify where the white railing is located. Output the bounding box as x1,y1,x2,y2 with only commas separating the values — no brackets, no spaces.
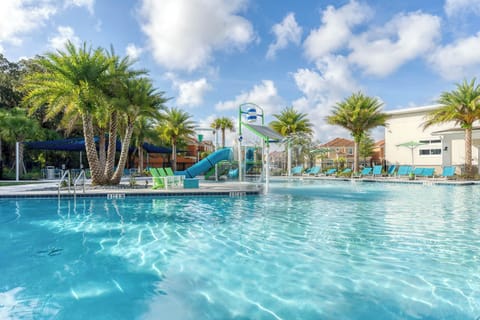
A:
73,169,86,200
58,170,71,199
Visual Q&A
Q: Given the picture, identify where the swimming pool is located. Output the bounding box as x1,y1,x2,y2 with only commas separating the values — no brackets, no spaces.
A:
1,180,479,319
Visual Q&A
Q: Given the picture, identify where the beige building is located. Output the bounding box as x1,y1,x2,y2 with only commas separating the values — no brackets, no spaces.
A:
385,105,480,174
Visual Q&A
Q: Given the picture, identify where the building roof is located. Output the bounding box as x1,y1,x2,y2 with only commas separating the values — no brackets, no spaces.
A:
320,137,354,148
385,104,441,116
375,140,385,147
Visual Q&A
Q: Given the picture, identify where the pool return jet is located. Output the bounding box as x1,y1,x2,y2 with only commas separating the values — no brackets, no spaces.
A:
237,103,283,193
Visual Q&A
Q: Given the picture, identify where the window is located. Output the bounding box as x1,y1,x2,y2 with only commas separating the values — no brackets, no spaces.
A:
419,139,441,144
347,148,353,155
419,148,441,156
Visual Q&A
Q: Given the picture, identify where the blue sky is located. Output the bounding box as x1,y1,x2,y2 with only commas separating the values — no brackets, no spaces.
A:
1,0,480,143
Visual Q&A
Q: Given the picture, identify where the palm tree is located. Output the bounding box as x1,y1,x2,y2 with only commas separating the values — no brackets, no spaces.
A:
424,78,480,177
110,77,167,183
326,92,387,173
269,106,313,169
210,117,234,148
22,41,113,185
159,107,195,171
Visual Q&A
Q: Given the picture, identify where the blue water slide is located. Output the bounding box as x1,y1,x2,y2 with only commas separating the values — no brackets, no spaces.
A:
176,148,233,178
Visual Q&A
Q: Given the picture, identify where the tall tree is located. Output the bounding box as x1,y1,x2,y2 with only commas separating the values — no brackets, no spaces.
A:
159,107,195,171
110,77,167,183
0,108,44,175
210,116,234,148
326,92,387,173
424,78,480,177
22,42,114,185
269,106,313,168
359,133,375,167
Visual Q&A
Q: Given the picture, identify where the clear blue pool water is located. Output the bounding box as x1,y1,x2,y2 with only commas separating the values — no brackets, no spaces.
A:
1,180,480,319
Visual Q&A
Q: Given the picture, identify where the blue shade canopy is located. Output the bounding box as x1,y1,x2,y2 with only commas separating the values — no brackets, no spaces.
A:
25,138,171,154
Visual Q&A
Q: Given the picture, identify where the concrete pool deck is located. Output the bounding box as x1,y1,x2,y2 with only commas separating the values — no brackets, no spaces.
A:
0,175,478,199
0,177,263,198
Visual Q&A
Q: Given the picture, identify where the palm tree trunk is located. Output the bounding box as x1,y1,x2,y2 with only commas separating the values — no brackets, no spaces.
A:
111,123,134,184
354,140,360,173
172,139,177,171
104,110,118,179
465,127,473,177
82,114,105,185
99,133,106,171
138,144,144,173
221,128,226,148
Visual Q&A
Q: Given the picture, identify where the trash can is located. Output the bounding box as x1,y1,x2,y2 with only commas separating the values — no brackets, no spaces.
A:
46,166,56,179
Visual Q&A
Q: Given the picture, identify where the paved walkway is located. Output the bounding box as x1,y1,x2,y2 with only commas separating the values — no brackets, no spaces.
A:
0,177,263,198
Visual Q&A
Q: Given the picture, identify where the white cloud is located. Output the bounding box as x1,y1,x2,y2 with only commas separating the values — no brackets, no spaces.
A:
125,43,143,60
444,0,480,16
0,0,57,47
138,0,255,71
348,11,441,77
303,0,372,61
291,55,360,142
215,80,284,116
48,26,80,50
196,114,237,146
266,12,302,59
428,32,480,80
167,74,212,107
64,0,95,14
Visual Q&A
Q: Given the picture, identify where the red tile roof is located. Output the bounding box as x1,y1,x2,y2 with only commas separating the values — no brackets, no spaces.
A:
319,137,354,147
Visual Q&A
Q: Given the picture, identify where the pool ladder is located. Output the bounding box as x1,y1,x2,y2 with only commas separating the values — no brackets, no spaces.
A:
57,170,86,200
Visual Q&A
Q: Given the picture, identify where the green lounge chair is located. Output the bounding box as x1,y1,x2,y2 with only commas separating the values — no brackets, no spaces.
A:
165,167,184,186
157,168,176,188
149,168,166,189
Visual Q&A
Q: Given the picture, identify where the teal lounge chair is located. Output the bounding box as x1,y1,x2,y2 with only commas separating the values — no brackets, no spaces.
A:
339,168,352,176
372,165,383,177
413,167,424,177
421,168,435,178
396,166,412,177
291,166,303,175
305,166,321,176
360,167,372,176
387,165,396,176
441,166,456,179
228,168,238,178
325,168,337,176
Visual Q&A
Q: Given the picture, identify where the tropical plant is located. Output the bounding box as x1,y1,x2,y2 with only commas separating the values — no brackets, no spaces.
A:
424,78,480,177
210,116,234,148
158,107,195,171
0,108,44,175
326,92,387,173
269,106,313,169
359,133,375,167
22,42,113,184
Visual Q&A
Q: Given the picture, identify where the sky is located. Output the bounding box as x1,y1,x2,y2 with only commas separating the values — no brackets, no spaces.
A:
1,0,480,145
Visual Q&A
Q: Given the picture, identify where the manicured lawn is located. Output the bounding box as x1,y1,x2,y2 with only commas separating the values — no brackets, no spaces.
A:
0,181,43,187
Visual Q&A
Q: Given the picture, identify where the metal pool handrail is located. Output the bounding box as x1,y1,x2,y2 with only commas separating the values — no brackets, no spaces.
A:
58,170,71,199
73,169,86,200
